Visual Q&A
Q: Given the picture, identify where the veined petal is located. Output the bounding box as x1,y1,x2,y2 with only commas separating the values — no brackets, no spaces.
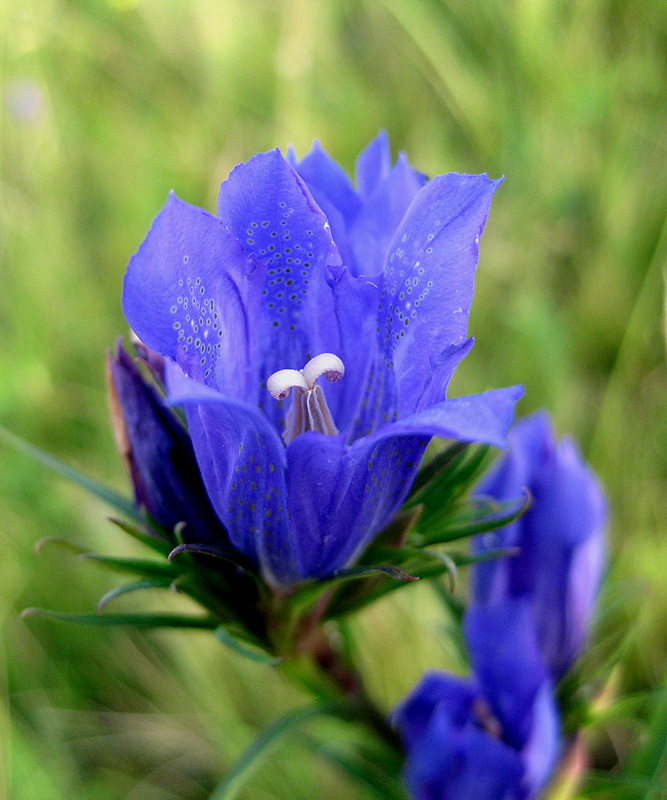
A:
376,386,524,450
285,429,428,578
378,173,502,417
122,192,264,402
327,267,393,437
285,386,521,579
217,150,342,430
354,130,391,198
348,152,427,278
166,364,298,585
296,140,360,227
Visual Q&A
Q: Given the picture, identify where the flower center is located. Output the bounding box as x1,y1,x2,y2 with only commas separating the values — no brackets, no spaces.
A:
267,353,345,445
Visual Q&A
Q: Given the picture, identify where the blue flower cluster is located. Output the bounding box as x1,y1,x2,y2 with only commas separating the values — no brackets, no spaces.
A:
120,132,521,586
393,413,606,800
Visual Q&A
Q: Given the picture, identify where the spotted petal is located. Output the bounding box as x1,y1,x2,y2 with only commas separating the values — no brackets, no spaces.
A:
123,192,264,403
379,173,502,417
217,150,342,429
285,386,521,578
166,364,298,585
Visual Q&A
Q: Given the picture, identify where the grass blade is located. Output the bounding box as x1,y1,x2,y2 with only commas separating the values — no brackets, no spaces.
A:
0,424,140,522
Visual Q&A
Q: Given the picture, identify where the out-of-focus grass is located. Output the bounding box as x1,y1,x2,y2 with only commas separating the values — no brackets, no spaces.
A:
1,0,667,797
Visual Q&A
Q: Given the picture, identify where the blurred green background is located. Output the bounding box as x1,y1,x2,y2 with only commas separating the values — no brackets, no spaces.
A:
2,0,667,797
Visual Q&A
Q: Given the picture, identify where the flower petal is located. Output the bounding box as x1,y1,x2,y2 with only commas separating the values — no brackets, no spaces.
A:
326,267,390,437
107,343,228,545
354,130,392,198
398,690,525,800
464,599,552,752
123,192,264,402
377,386,524,449
472,412,607,678
414,337,475,410
348,152,427,277
166,364,299,585
285,386,521,578
216,150,342,430
296,140,360,228
285,429,428,577
379,173,502,417
392,671,478,750
294,141,360,281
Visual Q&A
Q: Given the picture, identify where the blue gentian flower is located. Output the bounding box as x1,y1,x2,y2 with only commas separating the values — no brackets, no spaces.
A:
122,134,522,586
107,341,228,545
471,411,607,679
393,600,560,800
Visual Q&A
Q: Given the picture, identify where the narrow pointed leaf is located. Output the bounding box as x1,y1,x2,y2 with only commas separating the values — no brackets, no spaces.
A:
332,564,419,582
107,516,172,555
209,703,338,800
450,546,520,568
21,608,220,629
0,424,141,522
407,441,469,500
78,553,177,578
214,625,282,666
290,563,418,615
168,542,251,570
414,491,530,546
34,536,87,556
97,578,173,612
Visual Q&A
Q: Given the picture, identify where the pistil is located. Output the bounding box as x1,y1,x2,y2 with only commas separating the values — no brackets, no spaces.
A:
267,353,344,445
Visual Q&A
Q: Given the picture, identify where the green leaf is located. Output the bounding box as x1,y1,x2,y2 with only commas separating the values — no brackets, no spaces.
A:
209,703,337,800
332,564,419,582
78,553,177,579
406,441,469,500
96,578,173,611
107,516,173,556
21,608,220,629
168,542,252,571
290,563,418,616
298,733,407,800
408,444,491,515
414,492,530,546
0,424,141,523
214,625,282,666
34,536,88,556
449,546,520,568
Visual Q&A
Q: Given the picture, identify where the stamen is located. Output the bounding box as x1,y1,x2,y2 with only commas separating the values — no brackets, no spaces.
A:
267,353,345,444
267,369,308,400
302,353,345,388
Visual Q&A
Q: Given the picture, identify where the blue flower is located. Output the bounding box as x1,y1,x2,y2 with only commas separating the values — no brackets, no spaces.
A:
471,411,607,679
122,134,522,586
393,600,560,800
107,341,228,546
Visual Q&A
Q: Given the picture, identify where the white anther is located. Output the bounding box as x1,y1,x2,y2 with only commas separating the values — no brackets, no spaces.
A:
267,353,345,444
302,353,345,389
267,368,308,400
